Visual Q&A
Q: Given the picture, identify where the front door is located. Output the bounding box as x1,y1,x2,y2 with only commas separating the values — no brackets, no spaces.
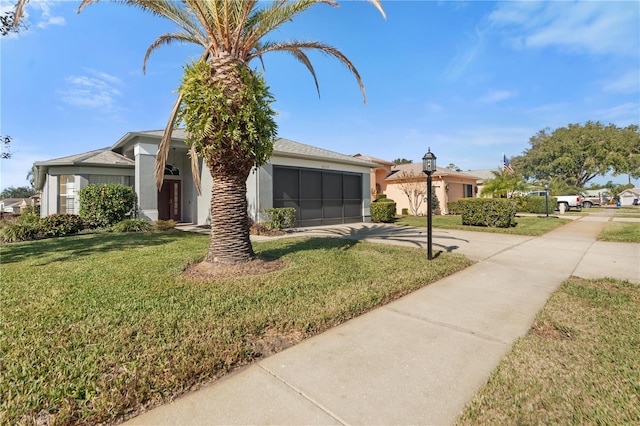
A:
158,180,181,221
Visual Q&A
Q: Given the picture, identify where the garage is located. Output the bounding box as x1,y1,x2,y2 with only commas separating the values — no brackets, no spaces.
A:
273,166,363,227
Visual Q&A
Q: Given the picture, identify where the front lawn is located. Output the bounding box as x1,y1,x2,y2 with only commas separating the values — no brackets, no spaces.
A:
1,232,472,425
598,221,640,243
395,215,569,236
457,277,640,424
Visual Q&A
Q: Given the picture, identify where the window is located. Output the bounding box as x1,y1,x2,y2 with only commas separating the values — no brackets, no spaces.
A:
464,184,474,198
59,175,75,214
88,175,131,186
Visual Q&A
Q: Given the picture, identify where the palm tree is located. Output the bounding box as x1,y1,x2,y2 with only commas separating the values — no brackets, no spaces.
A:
480,170,527,198
78,0,385,265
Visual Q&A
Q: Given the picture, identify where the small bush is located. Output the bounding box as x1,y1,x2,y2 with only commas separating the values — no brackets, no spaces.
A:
40,213,85,237
113,219,152,233
401,208,409,216
0,222,42,242
458,198,516,228
22,205,40,216
79,183,136,228
154,219,176,231
264,207,296,230
447,201,461,215
371,199,396,223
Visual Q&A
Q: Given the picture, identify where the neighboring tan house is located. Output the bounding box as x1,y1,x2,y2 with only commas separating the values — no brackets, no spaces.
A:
0,198,30,214
380,162,481,215
466,169,500,197
618,188,640,206
33,130,377,227
352,154,395,199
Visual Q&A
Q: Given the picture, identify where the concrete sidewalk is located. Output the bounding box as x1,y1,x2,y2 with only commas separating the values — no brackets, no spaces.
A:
130,218,639,425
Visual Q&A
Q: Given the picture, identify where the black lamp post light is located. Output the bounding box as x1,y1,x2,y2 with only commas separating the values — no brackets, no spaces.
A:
538,183,557,219
422,148,436,260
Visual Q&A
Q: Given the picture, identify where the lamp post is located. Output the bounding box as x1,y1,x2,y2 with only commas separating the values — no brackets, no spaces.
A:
422,148,437,260
544,183,550,218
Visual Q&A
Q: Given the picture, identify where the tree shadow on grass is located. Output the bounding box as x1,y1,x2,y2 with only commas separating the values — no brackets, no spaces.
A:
0,231,199,266
274,223,469,254
256,236,359,260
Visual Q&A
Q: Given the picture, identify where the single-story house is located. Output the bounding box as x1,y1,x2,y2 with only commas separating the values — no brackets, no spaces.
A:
618,188,640,206
0,198,30,214
33,130,378,227
351,156,481,215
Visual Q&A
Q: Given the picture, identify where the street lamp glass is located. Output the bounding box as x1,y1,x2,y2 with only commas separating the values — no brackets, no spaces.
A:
422,149,437,175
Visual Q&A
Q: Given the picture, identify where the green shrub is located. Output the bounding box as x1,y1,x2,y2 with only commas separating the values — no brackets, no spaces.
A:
376,194,394,202
371,199,396,223
0,222,42,242
515,195,557,214
154,219,176,231
264,207,296,230
112,219,153,233
431,192,440,214
79,183,136,228
40,213,85,237
401,208,409,216
22,205,40,216
447,201,461,215
458,198,516,228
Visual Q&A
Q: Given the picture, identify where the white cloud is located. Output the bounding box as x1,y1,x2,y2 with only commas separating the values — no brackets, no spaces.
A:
443,27,486,80
58,70,123,112
602,70,640,94
489,1,639,57
479,89,516,104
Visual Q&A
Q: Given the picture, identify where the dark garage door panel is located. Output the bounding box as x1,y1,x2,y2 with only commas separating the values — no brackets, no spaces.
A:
273,166,362,227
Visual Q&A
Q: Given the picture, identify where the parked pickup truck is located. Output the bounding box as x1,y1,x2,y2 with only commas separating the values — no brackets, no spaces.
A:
527,191,582,211
580,193,602,208
556,195,582,211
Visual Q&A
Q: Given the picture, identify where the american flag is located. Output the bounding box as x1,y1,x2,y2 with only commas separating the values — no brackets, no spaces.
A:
503,154,514,174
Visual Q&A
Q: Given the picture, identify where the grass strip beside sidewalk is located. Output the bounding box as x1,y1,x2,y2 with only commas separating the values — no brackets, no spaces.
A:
457,277,640,425
1,232,472,425
396,215,569,236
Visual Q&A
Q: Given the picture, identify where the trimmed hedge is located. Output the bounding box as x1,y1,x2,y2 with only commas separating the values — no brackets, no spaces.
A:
458,198,516,228
371,199,396,223
447,201,461,215
515,195,557,214
79,183,136,228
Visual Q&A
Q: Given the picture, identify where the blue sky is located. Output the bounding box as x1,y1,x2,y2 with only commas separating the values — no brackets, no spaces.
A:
1,0,639,191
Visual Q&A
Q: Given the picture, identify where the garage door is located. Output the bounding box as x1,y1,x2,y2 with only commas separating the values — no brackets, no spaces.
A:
273,166,363,227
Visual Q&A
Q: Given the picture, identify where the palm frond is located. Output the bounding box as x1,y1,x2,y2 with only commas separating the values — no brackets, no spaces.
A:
12,0,29,26
252,40,367,104
143,32,201,74
154,92,183,191
189,143,202,195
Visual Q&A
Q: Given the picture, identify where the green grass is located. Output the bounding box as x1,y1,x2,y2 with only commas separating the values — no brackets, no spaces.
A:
1,232,472,425
598,221,640,243
395,214,569,235
457,277,640,425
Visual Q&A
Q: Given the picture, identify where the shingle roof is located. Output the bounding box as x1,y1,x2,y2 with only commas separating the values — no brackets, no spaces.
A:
272,138,377,168
385,163,483,181
34,148,134,167
352,153,395,166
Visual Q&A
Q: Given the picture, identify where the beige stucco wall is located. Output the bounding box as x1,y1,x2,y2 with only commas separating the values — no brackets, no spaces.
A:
383,175,478,216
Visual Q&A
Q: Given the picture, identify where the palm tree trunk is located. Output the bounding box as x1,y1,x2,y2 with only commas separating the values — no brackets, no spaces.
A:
205,169,254,264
